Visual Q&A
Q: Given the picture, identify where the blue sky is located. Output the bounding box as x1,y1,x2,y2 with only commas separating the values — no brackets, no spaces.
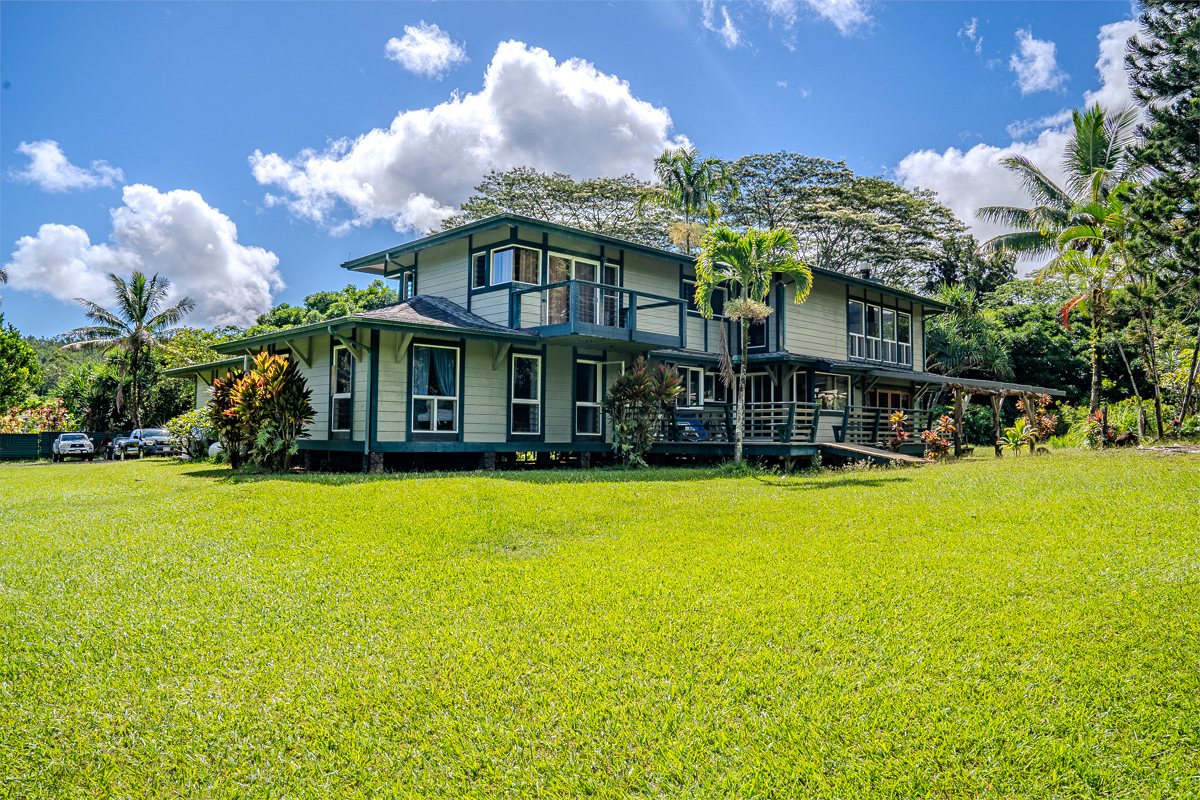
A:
1,0,1137,337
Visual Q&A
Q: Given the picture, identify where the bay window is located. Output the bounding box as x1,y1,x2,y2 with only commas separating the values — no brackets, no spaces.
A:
511,354,541,434
412,345,458,433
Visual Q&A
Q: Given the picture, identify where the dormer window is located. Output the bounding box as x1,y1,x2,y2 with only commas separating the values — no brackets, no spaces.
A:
492,246,540,285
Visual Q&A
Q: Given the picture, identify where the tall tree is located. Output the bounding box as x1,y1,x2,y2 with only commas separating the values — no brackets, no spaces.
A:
60,271,195,428
718,151,852,232
444,167,673,249
923,233,1016,296
637,147,737,254
253,281,397,332
1126,0,1200,429
0,314,41,410
695,226,813,464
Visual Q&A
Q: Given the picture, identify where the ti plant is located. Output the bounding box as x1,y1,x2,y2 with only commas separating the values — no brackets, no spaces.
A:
998,417,1036,456
920,415,956,459
881,411,911,452
602,357,683,468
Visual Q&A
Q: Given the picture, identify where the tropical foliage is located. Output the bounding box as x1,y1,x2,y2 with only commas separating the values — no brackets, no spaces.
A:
0,314,41,409
637,147,736,254
0,398,76,434
208,354,315,472
695,226,813,463
60,271,195,429
602,356,682,468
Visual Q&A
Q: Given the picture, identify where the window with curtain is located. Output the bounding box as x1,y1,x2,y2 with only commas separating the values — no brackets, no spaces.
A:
511,354,541,434
492,246,540,285
575,360,601,435
331,346,353,432
412,345,458,433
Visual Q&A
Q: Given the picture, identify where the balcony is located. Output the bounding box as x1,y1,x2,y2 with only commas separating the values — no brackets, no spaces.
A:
509,280,686,348
847,333,913,368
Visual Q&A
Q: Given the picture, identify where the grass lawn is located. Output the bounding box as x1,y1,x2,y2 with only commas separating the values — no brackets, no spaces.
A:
1,451,1197,798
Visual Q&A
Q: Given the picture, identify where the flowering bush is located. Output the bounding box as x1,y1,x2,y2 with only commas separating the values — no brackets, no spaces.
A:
164,408,214,457
1015,394,1059,441
0,399,78,433
881,411,911,452
920,415,955,459
1081,410,1114,449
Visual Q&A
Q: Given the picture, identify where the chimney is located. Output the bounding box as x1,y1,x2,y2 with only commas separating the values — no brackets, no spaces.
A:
858,267,872,281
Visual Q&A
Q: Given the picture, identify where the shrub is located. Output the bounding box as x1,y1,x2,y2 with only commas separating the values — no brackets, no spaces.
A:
207,370,246,468
164,408,214,457
881,411,911,452
0,399,77,434
602,357,682,467
221,353,315,471
999,417,1035,455
920,415,955,459
1016,394,1058,442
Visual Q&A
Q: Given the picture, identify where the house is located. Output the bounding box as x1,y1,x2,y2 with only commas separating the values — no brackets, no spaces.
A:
165,213,1063,470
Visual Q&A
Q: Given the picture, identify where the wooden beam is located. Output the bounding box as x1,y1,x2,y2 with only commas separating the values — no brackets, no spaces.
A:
394,331,413,363
329,328,366,362
492,341,511,371
290,337,312,368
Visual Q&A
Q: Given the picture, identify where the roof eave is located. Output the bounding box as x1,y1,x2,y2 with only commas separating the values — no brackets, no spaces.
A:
211,315,535,355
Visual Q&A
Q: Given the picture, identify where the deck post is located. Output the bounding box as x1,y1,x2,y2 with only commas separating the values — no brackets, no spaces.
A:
838,404,851,443
991,395,1003,457
778,404,795,444
810,406,822,442
871,408,882,444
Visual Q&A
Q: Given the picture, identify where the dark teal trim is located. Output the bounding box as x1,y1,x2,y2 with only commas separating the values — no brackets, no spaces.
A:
407,337,466,443
506,344,548,443
367,330,380,451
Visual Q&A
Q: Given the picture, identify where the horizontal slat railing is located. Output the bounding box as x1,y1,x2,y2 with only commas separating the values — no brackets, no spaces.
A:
834,406,935,445
658,402,824,445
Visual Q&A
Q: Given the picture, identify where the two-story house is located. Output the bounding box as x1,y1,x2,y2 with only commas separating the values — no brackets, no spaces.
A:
167,214,1061,469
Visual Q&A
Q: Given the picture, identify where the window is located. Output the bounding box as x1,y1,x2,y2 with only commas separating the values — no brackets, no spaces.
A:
897,313,912,365
792,372,809,404
704,372,730,404
471,253,487,288
869,389,912,410
331,346,353,432
548,254,606,325
511,354,541,434
850,300,914,366
492,246,540,285
847,299,865,358
400,271,416,300
683,279,725,316
814,372,849,410
575,360,602,435
748,319,767,349
679,366,704,407
412,345,458,433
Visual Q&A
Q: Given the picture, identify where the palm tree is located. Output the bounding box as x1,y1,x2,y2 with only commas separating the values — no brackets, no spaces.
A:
977,105,1143,412
60,271,195,428
638,147,737,255
695,226,813,463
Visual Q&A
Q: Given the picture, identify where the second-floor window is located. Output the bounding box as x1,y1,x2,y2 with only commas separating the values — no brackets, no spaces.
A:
848,299,912,366
471,253,487,288
683,279,726,316
492,246,540,285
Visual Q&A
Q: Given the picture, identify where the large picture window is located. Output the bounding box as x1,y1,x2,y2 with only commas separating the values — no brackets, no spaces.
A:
492,246,540,285
814,372,849,410
331,346,353,432
412,345,458,433
575,360,602,435
511,354,541,434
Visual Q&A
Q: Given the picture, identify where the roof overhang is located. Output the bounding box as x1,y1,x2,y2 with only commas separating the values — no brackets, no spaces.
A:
877,369,1066,397
211,315,536,356
160,357,246,382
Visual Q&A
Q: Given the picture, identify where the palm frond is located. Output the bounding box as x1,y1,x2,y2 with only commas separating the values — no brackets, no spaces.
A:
999,155,1073,211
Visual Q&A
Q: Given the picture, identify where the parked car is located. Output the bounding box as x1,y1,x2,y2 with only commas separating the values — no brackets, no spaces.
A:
52,433,95,462
105,434,136,460
130,428,175,457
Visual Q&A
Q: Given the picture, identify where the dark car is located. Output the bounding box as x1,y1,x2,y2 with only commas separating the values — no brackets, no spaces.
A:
131,428,175,457
104,434,135,460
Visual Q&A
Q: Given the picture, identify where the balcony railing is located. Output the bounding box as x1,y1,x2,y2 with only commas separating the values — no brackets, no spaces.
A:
847,334,914,368
510,280,686,347
655,403,935,448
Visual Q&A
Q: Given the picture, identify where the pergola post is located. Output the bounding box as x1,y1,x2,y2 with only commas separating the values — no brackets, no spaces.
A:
952,387,964,458
991,395,1003,458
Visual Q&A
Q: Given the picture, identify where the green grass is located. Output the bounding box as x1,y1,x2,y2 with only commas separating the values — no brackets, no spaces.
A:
1,451,1197,798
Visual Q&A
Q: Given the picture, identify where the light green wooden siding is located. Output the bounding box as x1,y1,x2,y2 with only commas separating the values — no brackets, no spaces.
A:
299,335,330,441
463,340,509,442
471,289,510,327
193,378,207,410
785,276,846,360
544,346,573,442
374,330,409,442
912,307,924,369
415,241,469,306
621,251,678,297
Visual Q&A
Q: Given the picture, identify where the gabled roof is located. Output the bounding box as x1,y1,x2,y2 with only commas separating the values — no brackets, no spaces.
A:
212,295,534,355
340,213,951,312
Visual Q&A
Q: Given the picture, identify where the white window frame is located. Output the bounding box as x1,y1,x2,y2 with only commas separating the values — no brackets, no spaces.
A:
792,371,809,405
897,311,913,366
847,299,866,359
510,353,542,435
881,308,897,364
548,252,604,325
411,344,459,434
331,345,353,433
703,371,729,404
679,366,704,408
574,359,602,436
492,245,541,286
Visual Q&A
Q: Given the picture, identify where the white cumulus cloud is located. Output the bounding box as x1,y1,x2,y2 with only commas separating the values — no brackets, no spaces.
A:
4,185,283,327
250,40,689,235
761,0,871,37
385,22,468,79
1010,28,1068,95
895,19,1139,269
8,140,124,192
702,1,742,48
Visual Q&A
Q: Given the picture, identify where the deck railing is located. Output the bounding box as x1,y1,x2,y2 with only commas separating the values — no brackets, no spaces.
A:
655,403,935,447
509,280,686,347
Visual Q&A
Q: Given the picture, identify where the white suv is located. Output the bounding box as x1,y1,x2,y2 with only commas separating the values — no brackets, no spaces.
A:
52,433,95,462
